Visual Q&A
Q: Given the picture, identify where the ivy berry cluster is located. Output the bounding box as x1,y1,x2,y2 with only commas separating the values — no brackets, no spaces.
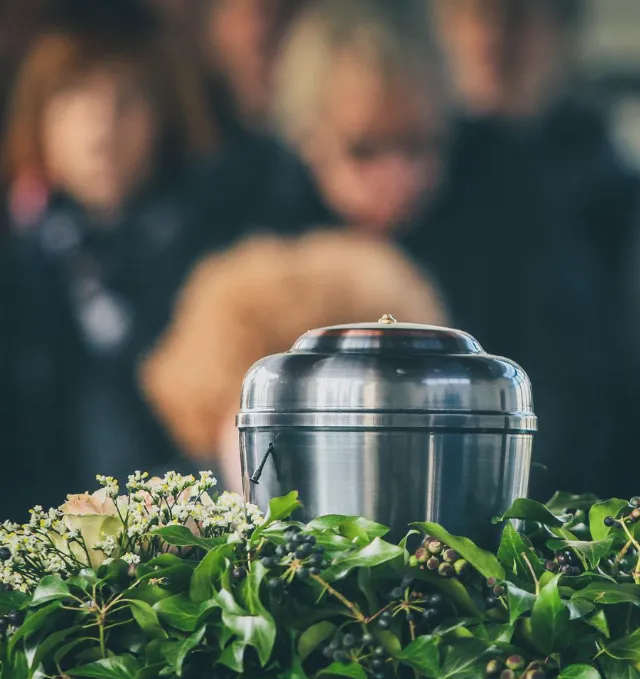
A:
409,536,470,579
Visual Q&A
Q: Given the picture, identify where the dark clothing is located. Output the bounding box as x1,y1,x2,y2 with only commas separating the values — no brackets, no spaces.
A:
402,100,639,501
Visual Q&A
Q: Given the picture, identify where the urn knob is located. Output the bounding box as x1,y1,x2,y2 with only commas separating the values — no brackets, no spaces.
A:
378,313,397,325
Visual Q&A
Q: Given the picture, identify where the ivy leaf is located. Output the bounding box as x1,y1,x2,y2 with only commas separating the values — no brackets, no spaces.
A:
9,601,62,652
297,622,337,662
493,499,563,527
252,492,301,542
30,575,72,606
394,635,440,675
438,638,489,679
190,544,235,602
498,523,544,583
585,609,610,638
546,492,599,514
26,625,80,671
53,638,95,666
507,584,536,625
148,526,223,551
558,665,602,679
220,609,276,667
599,657,640,679
530,575,571,654
566,598,595,620
322,538,403,582
317,662,367,678
218,641,246,673
572,582,640,606
413,522,505,581
546,538,613,570
154,595,201,632
128,600,168,640
604,628,640,660
0,588,28,614
589,499,627,541
67,655,140,679
175,627,206,676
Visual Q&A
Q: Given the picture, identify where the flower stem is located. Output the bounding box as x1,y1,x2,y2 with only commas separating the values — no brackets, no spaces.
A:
310,574,365,622
521,552,540,596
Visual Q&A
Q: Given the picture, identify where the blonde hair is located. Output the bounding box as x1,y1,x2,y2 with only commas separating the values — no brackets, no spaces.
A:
140,229,448,458
272,0,444,146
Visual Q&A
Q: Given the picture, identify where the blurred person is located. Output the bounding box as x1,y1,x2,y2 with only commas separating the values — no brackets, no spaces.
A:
399,0,640,500
1,0,227,517
140,230,447,493
270,0,447,236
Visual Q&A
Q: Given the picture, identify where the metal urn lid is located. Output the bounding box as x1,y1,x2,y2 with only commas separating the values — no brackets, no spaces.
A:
238,314,537,433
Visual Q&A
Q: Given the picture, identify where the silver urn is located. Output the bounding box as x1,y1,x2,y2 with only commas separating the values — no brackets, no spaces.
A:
238,315,536,545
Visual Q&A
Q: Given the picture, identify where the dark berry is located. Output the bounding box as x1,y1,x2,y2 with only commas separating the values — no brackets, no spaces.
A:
293,532,307,544
380,610,392,620
313,545,325,554
267,578,284,593
486,659,502,677
415,548,429,563
377,618,390,629
275,545,287,558
524,671,545,679
560,564,573,575
286,542,296,553
333,650,349,663
443,549,458,563
486,577,497,588
284,528,299,542
485,595,498,609
506,656,524,671
426,593,443,607
545,561,559,573
261,557,278,569
604,516,616,527
428,540,443,555
232,567,246,580
295,543,313,559
454,559,470,577
310,567,322,576
401,575,414,588
297,567,310,580
362,633,375,646
422,607,438,621
342,634,356,648
426,556,440,571
0,618,8,633
571,566,581,576
438,562,454,579
371,659,384,670
305,535,317,546
500,671,516,679
373,673,385,679
373,646,386,658
308,553,323,567
390,587,404,600
322,646,333,659
493,585,506,597
556,553,569,565
0,548,10,561
7,611,23,627
632,497,640,508
329,638,341,651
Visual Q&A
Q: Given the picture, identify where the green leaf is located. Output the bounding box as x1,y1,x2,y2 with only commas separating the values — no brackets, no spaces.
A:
253,492,301,538
297,622,337,662
567,598,595,620
29,575,72,606
0,588,28,614
604,628,640,661
438,638,489,679
218,641,246,672
507,584,536,625
413,522,505,581
68,655,140,679
220,609,276,667
546,492,599,513
493,498,563,527
154,595,201,632
9,601,62,652
558,665,602,679
585,609,610,638
148,526,223,551
128,599,168,640
546,538,614,570
190,543,235,602
25,624,80,671
317,662,367,679
394,635,440,675
600,657,640,679
530,575,571,654
573,582,640,606
175,627,206,676
589,499,627,541
322,538,403,581
53,638,95,666
498,523,544,582
239,561,270,616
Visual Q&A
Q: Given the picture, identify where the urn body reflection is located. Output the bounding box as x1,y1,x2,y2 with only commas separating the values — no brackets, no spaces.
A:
238,318,536,545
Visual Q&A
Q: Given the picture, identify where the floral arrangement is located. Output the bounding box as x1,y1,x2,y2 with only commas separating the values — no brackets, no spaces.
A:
1,474,640,679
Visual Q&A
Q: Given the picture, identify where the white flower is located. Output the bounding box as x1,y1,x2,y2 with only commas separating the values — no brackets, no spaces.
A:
96,475,120,498
121,553,140,565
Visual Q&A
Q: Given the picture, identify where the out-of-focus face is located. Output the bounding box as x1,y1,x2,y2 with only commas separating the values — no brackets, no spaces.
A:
41,65,158,213
305,52,444,235
436,0,562,117
204,0,288,123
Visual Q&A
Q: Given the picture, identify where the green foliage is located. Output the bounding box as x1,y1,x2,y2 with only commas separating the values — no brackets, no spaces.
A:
4,485,640,678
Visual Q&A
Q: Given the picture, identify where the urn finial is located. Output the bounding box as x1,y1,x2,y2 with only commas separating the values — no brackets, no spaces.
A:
378,313,397,325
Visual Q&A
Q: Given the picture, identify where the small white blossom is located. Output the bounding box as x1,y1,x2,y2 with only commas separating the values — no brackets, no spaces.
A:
121,553,140,565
